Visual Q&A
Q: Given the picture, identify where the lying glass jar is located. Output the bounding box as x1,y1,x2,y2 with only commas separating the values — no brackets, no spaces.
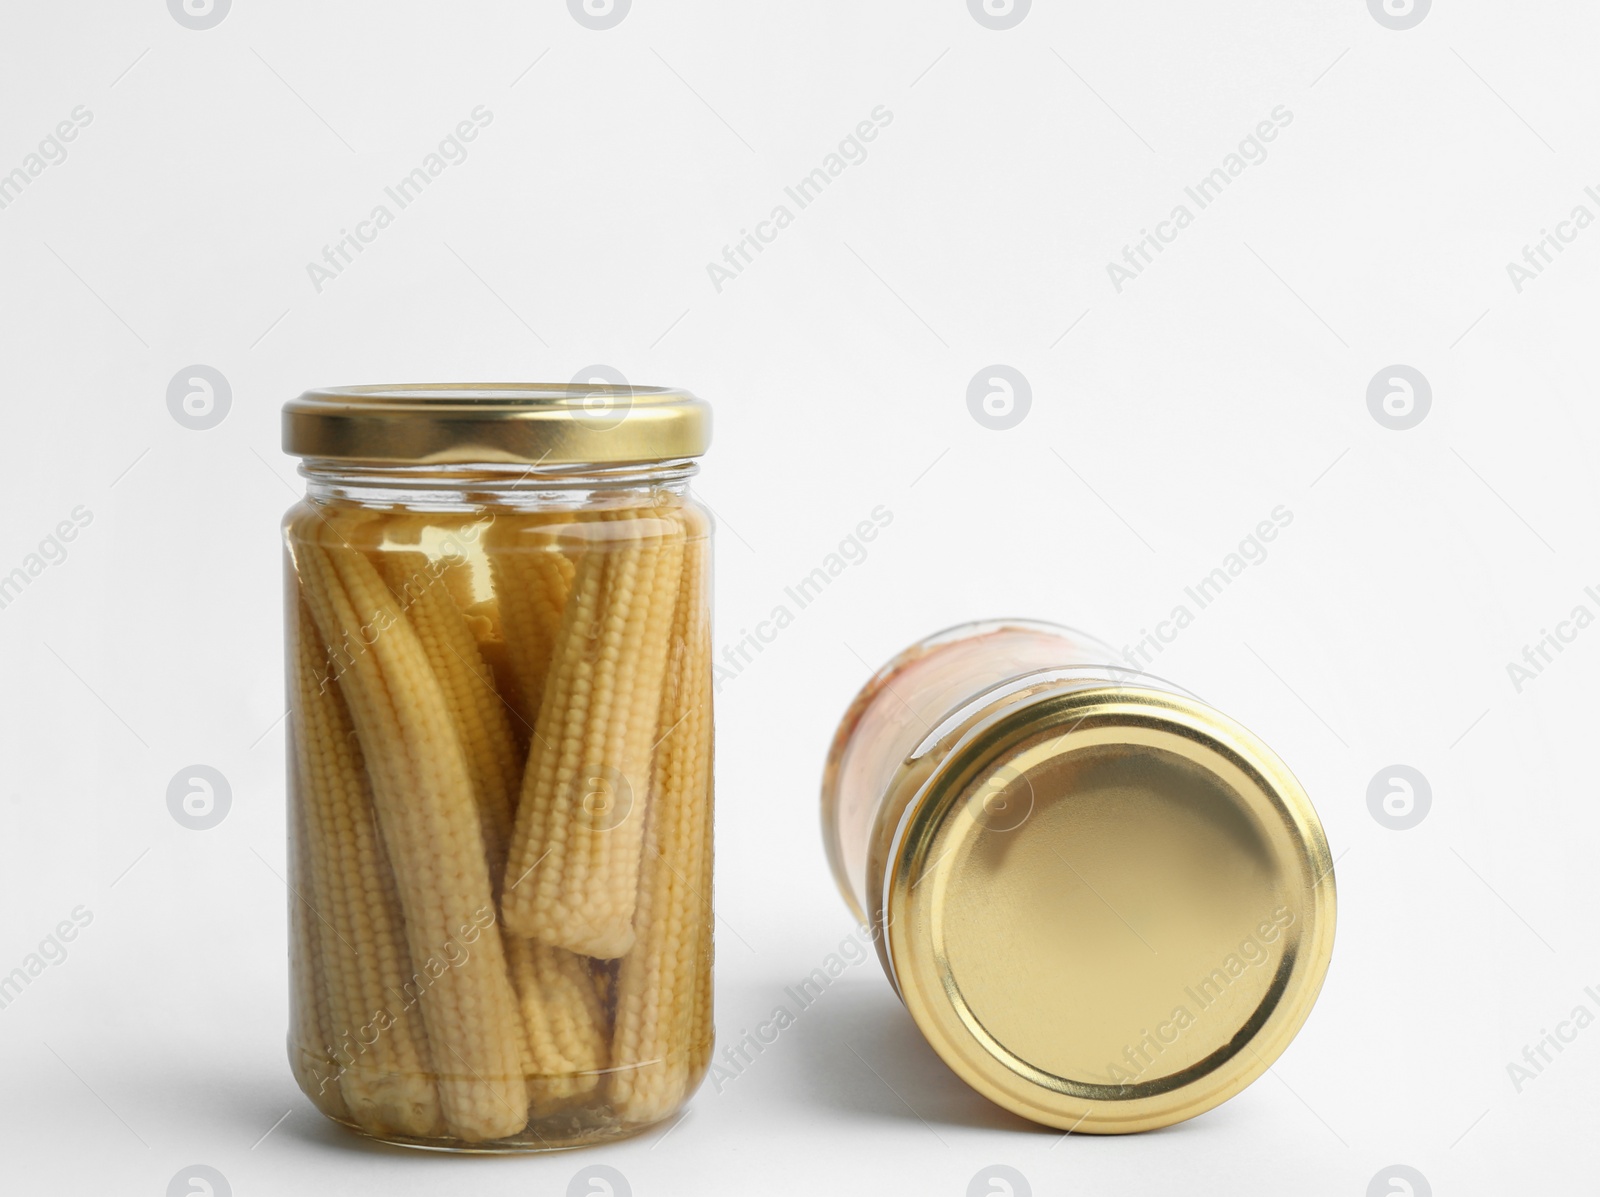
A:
281,385,714,1150
821,620,1336,1133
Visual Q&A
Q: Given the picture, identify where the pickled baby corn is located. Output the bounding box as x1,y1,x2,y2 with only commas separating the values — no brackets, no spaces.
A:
500,509,686,958
287,497,711,1146
292,601,443,1137
295,525,528,1142
378,524,612,1111
610,526,714,1120
486,518,578,739
381,550,520,876
287,790,351,1124
506,937,610,1111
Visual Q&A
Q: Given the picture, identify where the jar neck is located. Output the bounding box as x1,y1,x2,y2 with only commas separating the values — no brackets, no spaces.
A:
298,457,698,510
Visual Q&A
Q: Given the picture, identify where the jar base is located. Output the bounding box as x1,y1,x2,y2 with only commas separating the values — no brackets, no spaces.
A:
320,1105,674,1154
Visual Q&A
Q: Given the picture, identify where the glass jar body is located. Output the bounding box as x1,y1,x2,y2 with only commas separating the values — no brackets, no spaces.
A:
283,461,713,1151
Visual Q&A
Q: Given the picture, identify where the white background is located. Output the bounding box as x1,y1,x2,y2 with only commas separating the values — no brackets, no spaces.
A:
1,1,1595,1193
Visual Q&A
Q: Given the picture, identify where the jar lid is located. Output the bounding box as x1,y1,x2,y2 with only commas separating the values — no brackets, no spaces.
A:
282,384,711,465
878,683,1335,1133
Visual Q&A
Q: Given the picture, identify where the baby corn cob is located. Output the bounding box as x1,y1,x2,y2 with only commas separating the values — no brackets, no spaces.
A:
439,542,482,615
287,784,351,1123
381,534,612,1109
610,529,714,1121
381,551,520,877
685,742,715,1101
294,523,529,1142
500,510,686,957
505,937,611,1113
292,601,444,1138
486,516,577,738
689,544,716,1062
464,596,522,740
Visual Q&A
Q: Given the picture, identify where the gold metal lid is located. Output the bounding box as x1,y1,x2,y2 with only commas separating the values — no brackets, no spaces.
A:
282,384,711,465
880,683,1335,1133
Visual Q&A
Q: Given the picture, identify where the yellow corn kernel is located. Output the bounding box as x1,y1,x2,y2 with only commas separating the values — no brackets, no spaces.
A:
294,522,529,1142
292,601,444,1137
500,510,686,958
610,528,714,1122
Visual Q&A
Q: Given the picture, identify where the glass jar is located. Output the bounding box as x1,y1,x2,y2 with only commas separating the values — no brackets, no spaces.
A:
821,619,1336,1134
281,385,714,1151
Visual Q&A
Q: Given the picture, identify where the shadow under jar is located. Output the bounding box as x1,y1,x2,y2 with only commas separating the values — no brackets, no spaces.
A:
821,620,1336,1134
280,385,714,1151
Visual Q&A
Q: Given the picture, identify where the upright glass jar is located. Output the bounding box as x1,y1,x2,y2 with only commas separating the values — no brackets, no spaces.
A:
821,620,1335,1133
281,384,714,1151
